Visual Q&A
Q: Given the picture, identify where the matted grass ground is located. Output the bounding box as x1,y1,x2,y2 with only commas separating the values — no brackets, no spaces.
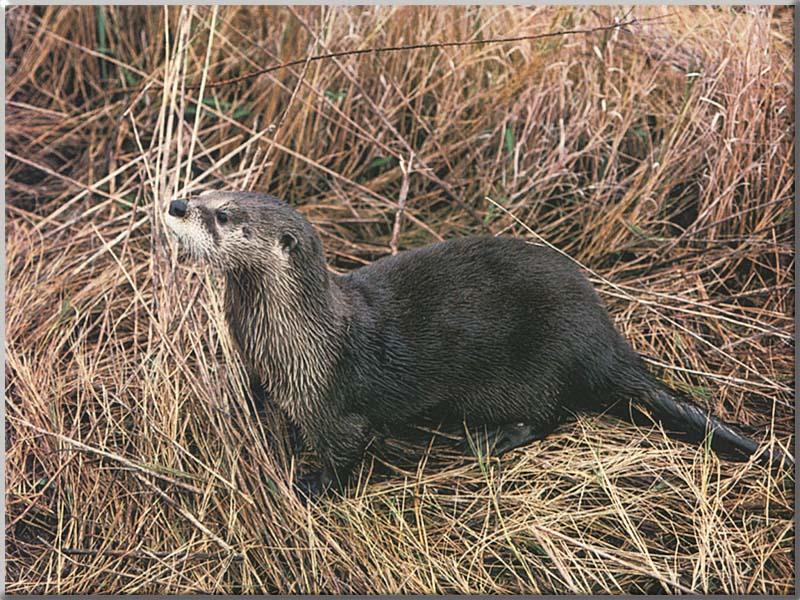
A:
5,5,794,593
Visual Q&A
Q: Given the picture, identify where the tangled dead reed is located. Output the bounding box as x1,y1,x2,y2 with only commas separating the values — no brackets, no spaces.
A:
5,5,794,594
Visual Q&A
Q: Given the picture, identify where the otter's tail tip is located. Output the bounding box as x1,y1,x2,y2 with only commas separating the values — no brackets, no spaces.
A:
628,379,792,469
754,443,794,470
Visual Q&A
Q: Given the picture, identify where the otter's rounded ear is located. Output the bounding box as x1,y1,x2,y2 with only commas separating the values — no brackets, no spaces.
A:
279,232,298,254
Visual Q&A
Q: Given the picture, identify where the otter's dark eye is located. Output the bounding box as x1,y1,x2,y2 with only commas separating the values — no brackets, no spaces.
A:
216,211,228,225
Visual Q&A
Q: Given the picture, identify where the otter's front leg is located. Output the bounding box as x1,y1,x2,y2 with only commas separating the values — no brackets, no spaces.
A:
249,374,305,455
295,413,372,500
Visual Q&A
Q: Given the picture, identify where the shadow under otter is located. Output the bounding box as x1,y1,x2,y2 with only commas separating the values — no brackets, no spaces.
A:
164,192,791,499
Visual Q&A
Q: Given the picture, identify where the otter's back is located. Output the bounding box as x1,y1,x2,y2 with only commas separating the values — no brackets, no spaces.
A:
337,236,626,424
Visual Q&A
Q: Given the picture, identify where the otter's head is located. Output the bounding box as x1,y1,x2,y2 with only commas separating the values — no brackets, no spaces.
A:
164,191,324,276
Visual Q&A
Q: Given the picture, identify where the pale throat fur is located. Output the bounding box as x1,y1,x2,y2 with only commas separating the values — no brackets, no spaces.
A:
222,258,346,422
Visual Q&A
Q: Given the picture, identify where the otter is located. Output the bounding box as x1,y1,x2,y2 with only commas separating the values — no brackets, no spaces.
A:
164,191,789,497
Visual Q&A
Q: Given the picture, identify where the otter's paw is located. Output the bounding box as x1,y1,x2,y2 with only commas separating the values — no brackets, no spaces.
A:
460,423,551,458
288,421,305,455
294,469,333,502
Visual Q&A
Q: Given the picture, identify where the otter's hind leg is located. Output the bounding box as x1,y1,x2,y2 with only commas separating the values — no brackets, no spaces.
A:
463,422,555,458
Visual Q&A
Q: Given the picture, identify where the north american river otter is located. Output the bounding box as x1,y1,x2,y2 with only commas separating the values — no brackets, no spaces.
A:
164,191,789,497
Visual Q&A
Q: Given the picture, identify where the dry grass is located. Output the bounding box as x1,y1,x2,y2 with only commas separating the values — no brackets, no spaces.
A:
5,5,794,594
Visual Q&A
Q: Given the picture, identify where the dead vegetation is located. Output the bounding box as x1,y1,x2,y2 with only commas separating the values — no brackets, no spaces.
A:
5,5,794,594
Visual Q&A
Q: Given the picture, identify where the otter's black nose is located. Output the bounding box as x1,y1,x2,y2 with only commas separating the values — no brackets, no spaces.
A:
169,199,188,218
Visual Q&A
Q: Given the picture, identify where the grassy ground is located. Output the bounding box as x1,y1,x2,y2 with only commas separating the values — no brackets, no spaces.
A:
5,5,794,594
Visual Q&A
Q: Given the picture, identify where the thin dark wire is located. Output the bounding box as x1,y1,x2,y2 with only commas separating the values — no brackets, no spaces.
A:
189,13,674,90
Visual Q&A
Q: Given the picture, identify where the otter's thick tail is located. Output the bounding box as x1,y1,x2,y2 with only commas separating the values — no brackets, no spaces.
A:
610,371,791,468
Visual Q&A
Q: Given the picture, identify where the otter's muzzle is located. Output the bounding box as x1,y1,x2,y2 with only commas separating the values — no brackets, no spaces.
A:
169,199,188,218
